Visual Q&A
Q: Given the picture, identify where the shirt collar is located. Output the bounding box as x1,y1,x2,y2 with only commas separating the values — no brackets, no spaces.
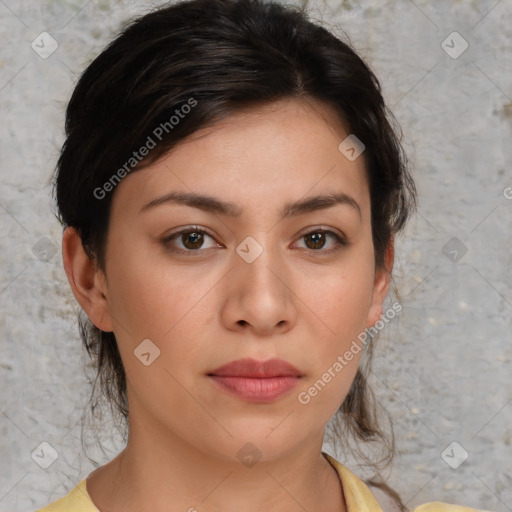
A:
322,451,383,512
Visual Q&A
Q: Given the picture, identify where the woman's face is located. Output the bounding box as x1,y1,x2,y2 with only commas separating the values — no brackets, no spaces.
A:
90,98,390,462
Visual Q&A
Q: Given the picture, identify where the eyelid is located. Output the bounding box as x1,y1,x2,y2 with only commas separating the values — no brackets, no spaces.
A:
161,224,348,254
162,225,222,251
291,225,348,254
295,224,346,240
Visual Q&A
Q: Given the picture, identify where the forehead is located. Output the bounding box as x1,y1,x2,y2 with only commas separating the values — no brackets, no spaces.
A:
110,98,370,220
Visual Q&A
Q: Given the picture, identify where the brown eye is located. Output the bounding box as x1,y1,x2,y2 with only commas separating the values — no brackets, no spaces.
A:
162,226,347,256
304,231,327,250
180,230,205,250
296,229,347,254
162,226,221,254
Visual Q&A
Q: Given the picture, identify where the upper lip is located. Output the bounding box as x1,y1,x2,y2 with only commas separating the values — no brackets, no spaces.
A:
208,358,302,378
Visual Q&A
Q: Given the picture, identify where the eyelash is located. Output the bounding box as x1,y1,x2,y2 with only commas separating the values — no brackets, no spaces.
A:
161,225,348,256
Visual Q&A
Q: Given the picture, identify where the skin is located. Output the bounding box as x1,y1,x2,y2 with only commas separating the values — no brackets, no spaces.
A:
62,97,393,512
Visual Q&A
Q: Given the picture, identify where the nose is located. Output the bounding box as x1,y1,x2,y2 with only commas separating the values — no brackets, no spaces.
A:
220,239,298,337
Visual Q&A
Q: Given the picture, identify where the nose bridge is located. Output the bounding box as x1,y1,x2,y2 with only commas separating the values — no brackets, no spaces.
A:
230,232,293,321
234,232,285,290
217,219,303,335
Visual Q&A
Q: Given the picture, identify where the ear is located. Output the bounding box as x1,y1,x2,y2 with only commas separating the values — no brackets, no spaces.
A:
366,236,394,328
61,226,114,332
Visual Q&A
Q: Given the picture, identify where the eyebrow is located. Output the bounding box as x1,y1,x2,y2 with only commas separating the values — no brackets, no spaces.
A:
139,191,361,219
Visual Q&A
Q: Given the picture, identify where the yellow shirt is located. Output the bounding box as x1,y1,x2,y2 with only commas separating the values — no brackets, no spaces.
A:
36,452,488,512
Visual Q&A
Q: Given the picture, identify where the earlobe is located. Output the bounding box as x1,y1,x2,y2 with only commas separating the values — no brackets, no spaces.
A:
366,237,394,328
62,227,114,332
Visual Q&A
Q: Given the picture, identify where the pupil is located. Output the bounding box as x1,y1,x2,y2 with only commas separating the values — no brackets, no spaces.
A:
308,232,324,249
185,231,202,248
181,231,326,250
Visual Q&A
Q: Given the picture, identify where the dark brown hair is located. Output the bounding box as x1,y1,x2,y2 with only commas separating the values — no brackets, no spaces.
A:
53,0,416,509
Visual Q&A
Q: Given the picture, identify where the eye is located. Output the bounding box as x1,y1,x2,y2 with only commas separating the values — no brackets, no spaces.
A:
161,225,348,255
294,227,348,254
162,226,222,255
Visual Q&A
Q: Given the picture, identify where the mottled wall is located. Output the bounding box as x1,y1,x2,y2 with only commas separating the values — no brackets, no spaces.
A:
0,1,510,511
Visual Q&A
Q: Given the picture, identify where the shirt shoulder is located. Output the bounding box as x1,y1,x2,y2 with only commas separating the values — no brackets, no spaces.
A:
322,451,492,512
413,503,493,512
35,479,99,512
33,462,493,512
323,452,385,510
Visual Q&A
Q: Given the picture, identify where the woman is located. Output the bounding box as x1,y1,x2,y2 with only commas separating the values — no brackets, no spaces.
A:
37,0,487,510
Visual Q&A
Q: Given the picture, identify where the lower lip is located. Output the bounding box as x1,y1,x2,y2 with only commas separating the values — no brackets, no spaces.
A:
209,375,301,403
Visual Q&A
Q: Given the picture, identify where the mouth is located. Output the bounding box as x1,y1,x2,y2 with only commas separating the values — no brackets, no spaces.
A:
207,358,303,403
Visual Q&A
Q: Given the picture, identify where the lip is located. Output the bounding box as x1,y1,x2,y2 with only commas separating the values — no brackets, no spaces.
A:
209,358,302,378
208,358,303,403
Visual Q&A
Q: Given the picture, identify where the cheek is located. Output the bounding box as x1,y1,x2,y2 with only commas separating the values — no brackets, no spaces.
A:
325,275,373,331
103,247,224,390
105,254,213,406
299,254,376,339
293,251,375,413
105,244,212,339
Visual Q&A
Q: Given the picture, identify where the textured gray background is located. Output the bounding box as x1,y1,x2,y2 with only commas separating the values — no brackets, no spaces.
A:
1,0,511,511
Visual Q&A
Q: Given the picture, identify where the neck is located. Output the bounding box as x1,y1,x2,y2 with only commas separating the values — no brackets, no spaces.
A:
86,414,346,512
